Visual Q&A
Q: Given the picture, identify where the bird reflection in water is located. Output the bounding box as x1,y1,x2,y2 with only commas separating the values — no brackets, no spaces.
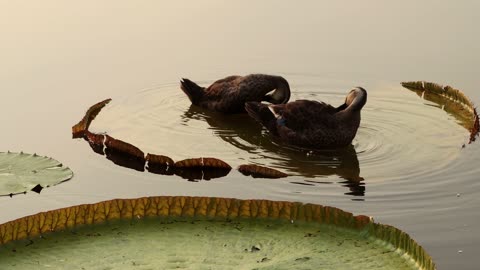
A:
182,105,365,197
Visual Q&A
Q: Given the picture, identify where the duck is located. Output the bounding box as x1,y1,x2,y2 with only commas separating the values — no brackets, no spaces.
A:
180,74,291,113
245,87,367,149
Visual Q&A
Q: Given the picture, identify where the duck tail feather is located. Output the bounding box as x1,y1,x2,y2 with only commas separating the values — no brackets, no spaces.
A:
245,102,278,134
180,78,204,104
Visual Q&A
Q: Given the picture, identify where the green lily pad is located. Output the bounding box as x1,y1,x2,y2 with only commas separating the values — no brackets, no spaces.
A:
0,152,73,196
0,196,435,269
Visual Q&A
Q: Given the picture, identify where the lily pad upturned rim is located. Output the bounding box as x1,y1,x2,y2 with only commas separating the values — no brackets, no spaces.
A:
401,81,479,144
0,196,435,269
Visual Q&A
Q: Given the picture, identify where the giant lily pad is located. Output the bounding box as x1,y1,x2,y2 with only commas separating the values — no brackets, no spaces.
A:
0,152,73,196
0,196,435,269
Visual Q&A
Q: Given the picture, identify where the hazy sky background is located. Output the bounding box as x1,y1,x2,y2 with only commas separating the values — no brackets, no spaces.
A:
1,1,478,96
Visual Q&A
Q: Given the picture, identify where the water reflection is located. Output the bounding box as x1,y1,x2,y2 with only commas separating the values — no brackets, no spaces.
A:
182,105,365,196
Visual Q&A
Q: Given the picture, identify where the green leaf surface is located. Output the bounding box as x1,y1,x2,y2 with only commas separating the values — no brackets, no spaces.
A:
0,196,435,269
0,152,73,195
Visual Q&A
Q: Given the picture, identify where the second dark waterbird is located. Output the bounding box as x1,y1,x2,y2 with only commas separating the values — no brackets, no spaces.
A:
180,74,291,113
245,87,367,149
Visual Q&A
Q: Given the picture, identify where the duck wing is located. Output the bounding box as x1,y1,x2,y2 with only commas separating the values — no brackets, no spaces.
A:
204,76,242,96
204,75,284,113
206,75,278,98
274,100,338,130
270,100,340,147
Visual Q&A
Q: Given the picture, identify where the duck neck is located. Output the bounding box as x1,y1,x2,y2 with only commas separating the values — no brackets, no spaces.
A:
268,76,291,104
345,90,367,112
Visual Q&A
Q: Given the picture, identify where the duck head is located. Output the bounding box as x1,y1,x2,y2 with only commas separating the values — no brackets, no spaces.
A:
337,87,367,112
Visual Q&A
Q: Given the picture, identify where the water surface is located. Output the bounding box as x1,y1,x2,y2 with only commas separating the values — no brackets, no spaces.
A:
0,1,479,269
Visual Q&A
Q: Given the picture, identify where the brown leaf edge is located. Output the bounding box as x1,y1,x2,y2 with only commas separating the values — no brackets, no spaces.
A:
0,196,435,270
401,81,479,144
238,164,288,179
72,98,112,138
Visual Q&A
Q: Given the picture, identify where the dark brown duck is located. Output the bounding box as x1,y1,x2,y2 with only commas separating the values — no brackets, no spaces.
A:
180,74,291,113
245,87,367,149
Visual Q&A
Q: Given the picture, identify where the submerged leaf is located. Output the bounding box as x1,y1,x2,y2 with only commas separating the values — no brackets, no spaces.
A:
0,196,435,270
0,152,73,196
238,164,288,178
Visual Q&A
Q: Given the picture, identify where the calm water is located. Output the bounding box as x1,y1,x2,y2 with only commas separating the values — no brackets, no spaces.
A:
1,1,479,269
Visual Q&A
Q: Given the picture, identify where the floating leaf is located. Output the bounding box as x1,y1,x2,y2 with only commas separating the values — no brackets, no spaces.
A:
238,164,288,178
84,131,105,155
104,135,145,160
0,152,73,196
401,81,479,143
174,157,232,169
174,157,231,180
0,196,435,269
146,153,174,175
72,98,112,138
104,135,146,172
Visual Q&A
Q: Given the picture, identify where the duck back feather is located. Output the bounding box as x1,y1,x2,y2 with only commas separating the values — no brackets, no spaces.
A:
180,74,290,114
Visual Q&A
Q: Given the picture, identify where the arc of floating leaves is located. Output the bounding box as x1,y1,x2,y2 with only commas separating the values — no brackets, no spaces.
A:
401,81,479,144
71,98,112,138
0,196,435,269
0,152,73,196
238,164,288,178
72,99,300,180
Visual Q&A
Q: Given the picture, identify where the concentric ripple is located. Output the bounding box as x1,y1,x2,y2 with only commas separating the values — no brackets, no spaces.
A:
89,79,468,195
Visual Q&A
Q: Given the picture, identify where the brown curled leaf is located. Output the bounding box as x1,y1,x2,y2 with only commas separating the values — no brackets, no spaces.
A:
72,98,112,138
174,158,231,180
103,135,146,172
84,131,105,155
146,153,175,175
238,164,288,179
104,135,145,160
174,157,231,169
